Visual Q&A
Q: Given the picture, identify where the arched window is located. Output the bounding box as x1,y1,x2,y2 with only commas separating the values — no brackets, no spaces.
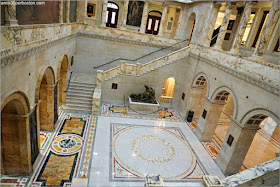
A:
106,2,119,28
146,11,162,35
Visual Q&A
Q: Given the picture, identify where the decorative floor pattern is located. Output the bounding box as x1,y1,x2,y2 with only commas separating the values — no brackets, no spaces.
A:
80,116,97,178
111,124,206,182
40,132,51,151
202,142,219,159
0,177,28,187
28,113,93,187
102,103,182,122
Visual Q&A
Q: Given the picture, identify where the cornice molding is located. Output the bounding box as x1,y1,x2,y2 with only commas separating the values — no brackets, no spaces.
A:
189,52,280,96
1,33,77,67
77,32,176,48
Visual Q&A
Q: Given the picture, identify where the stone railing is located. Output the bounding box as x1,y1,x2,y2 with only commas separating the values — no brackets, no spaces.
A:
96,46,191,88
159,96,172,104
221,157,280,187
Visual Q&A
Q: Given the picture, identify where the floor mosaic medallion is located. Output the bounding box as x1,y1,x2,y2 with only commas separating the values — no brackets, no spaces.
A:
28,113,95,187
110,124,206,182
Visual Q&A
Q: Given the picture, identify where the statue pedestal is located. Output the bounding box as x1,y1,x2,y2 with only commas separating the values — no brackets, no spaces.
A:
145,174,163,187
128,96,159,114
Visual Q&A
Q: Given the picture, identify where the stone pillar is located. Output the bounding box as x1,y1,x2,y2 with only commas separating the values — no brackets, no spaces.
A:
252,1,280,58
120,0,129,30
195,97,225,142
40,85,55,131
101,0,109,27
1,114,32,175
140,1,149,33
214,2,237,50
65,0,70,23
59,0,64,23
204,3,222,47
4,4,18,26
96,70,103,89
186,86,206,119
158,3,169,37
230,2,254,53
216,118,259,175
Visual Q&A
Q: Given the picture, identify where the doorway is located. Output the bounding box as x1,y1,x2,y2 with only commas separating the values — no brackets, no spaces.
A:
146,11,162,35
106,2,119,28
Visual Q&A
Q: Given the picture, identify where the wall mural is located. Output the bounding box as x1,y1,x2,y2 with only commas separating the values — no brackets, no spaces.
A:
126,1,144,27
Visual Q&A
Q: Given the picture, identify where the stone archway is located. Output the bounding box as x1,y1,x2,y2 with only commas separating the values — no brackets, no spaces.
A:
186,73,209,121
216,109,280,175
58,55,68,106
195,88,236,143
35,67,55,131
159,77,176,105
186,12,196,46
1,91,33,175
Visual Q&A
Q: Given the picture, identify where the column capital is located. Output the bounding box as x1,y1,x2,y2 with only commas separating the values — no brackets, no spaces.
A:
225,2,236,7
213,2,222,8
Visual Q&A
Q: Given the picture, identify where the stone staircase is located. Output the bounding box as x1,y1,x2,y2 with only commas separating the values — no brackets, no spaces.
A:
65,81,96,113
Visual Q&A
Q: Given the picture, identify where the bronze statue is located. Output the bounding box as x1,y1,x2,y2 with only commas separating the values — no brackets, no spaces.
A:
130,85,156,104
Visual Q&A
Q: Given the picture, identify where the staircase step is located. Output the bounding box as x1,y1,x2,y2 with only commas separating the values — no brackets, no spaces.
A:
67,92,92,98
66,100,91,105
67,89,93,95
66,97,92,102
69,85,94,92
62,106,92,113
66,104,92,110
71,81,96,87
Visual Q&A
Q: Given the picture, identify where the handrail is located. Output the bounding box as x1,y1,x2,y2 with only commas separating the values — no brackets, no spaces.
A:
64,71,73,93
93,38,189,69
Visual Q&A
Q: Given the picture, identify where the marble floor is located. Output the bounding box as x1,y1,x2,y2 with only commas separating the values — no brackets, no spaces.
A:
89,116,225,186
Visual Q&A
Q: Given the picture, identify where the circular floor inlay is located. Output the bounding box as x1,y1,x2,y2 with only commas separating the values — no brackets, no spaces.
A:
59,138,77,148
132,135,175,164
51,134,82,155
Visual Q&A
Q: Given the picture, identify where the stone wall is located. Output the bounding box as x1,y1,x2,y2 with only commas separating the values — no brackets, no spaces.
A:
1,36,76,107
74,36,174,75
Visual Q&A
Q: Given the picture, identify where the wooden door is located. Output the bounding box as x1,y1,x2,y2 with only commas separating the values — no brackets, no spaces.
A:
106,7,119,28
146,15,161,35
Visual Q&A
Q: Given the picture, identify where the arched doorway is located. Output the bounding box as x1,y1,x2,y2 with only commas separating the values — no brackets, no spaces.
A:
241,116,279,171
196,88,236,149
35,67,55,131
216,109,279,175
1,92,33,175
187,75,208,126
106,2,119,28
58,55,68,106
146,11,162,35
159,77,176,105
186,13,196,46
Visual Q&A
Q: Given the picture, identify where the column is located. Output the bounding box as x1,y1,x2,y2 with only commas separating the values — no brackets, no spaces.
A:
230,2,254,53
214,2,237,50
195,97,225,142
216,118,259,175
1,114,32,175
158,3,169,37
175,6,188,40
4,4,18,26
252,1,280,58
59,0,64,23
185,86,205,119
204,3,222,47
40,85,55,131
120,0,129,30
140,1,149,33
65,0,70,23
101,0,108,27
